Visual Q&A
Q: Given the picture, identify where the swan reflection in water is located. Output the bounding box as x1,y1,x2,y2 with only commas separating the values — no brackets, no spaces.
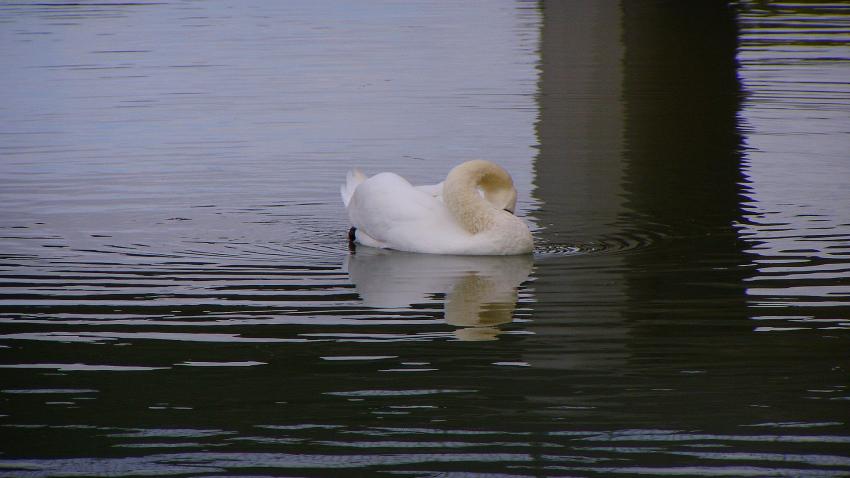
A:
345,248,533,340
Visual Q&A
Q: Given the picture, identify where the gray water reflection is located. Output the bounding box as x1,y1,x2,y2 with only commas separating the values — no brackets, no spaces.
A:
1,0,850,477
534,1,626,248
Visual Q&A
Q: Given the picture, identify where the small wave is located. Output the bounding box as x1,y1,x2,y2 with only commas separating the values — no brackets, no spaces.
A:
535,229,668,257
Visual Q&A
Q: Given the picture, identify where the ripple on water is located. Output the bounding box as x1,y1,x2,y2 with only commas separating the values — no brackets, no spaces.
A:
0,426,848,477
535,228,670,257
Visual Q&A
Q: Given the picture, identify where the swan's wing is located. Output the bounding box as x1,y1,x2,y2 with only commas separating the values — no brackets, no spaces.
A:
347,172,466,250
414,181,443,198
343,171,441,209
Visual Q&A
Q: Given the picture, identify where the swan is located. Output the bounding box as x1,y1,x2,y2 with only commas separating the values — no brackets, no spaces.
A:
340,160,533,255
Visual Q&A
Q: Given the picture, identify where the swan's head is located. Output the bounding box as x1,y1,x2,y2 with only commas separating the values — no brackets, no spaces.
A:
481,182,517,215
447,159,518,214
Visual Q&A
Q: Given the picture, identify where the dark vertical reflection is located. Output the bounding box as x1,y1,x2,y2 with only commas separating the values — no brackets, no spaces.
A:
621,1,742,233
533,0,625,246
620,1,747,323
615,1,761,427
529,0,629,374
528,0,766,428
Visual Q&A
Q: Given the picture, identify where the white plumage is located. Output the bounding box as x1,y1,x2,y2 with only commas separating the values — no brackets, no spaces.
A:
341,160,533,255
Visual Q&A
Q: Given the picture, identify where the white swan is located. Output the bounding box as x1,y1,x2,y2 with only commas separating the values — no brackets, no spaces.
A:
340,160,533,255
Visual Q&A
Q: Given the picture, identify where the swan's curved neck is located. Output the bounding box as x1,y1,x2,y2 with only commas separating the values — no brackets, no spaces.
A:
443,160,514,234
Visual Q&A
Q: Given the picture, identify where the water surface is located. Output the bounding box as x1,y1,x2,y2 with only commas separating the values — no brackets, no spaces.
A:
1,1,849,476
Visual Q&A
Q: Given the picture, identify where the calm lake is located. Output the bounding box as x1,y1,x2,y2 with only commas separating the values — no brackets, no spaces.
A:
1,1,849,476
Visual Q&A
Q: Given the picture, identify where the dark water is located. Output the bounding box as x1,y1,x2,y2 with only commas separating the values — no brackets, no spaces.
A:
1,1,849,476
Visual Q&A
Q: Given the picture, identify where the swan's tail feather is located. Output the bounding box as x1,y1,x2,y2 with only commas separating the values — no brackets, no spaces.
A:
340,169,367,207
